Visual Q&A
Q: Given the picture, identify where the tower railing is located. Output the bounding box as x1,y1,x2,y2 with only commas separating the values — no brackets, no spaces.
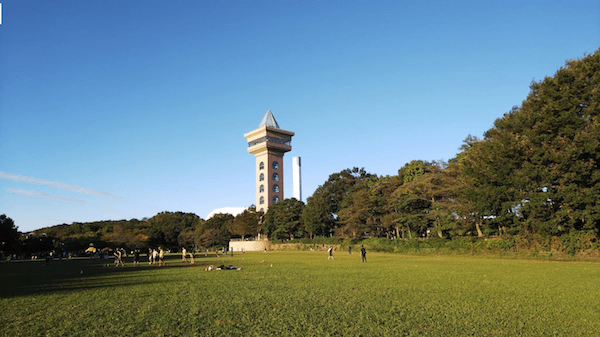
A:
247,136,292,147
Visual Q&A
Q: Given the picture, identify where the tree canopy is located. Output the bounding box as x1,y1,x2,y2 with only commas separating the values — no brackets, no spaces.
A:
196,213,233,249
264,198,305,240
456,49,600,236
228,206,263,239
0,214,19,252
301,167,375,238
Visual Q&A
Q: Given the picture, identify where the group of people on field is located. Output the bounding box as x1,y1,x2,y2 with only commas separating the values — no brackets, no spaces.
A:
113,248,144,267
111,247,198,267
112,245,367,267
148,247,167,266
327,245,367,262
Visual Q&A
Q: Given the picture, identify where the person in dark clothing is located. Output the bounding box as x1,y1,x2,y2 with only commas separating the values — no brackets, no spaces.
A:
133,250,140,267
360,245,367,263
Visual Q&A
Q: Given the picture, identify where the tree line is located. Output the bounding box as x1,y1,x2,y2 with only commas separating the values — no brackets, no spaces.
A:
270,49,600,242
2,48,599,255
2,210,263,255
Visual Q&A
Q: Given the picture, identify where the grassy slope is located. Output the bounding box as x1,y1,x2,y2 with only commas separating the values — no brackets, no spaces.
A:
1,251,599,336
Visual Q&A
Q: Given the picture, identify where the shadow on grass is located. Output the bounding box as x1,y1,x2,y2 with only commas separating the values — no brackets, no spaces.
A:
0,255,219,298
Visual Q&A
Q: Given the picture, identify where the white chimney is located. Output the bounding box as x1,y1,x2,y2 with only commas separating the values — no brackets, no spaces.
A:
292,156,302,201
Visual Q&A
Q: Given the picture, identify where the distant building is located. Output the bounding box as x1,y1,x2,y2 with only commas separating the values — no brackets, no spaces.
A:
206,207,247,219
293,156,302,201
244,110,294,213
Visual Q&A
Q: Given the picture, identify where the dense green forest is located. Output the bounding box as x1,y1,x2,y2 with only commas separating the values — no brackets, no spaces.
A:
2,49,599,255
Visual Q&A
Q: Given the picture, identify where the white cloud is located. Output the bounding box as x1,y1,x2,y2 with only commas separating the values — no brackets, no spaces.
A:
0,171,119,198
8,188,86,203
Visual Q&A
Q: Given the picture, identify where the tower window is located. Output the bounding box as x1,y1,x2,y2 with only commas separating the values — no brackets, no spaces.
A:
273,184,279,193
272,173,279,181
260,196,265,204
260,173,264,181
273,196,280,203
259,162,264,170
260,185,264,193
273,161,279,170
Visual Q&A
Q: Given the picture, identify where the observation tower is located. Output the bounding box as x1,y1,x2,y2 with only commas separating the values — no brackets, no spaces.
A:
244,110,294,212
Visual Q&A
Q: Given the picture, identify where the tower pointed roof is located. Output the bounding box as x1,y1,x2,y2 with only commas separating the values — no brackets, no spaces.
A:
259,109,280,129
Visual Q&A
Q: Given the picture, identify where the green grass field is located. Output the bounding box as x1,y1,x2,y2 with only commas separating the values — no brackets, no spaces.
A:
1,251,600,336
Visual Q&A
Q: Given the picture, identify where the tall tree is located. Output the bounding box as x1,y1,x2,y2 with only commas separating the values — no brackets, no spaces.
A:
412,164,457,238
178,218,204,249
388,161,451,238
337,174,396,239
337,186,380,238
302,167,375,236
302,192,333,238
465,49,600,236
452,136,519,237
0,214,19,252
366,175,403,238
230,206,263,239
389,191,430,239
263,198,305,240
148,212,201,248
196,213,233,248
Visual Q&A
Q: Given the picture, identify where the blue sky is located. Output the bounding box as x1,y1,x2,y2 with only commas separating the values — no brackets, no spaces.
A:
1,1,598,232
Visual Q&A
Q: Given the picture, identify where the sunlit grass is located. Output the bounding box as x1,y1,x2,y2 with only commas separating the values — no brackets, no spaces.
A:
2,251,600,336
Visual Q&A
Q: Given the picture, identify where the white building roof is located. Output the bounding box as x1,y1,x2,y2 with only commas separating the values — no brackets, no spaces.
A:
206,207,247,219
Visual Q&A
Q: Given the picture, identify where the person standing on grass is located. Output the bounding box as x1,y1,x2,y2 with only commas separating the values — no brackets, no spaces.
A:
328,247,334,260
189,249,195,264
114,248,124,267
360,245,367,263
158,247,166,266
151,248,158,265
182,247,187,263
133,249,140,267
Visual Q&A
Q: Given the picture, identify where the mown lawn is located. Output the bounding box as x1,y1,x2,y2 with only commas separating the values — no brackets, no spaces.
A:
1,251,599,336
